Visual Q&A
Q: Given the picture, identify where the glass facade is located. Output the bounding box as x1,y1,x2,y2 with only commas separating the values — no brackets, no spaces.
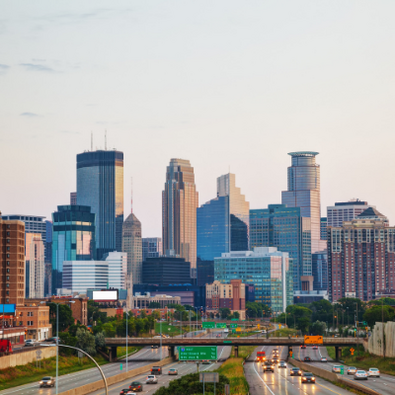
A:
249,204,311,292
77,150,124,259
52,205,96,292
197,258,214,287
122,213,142,284
281,152,322,254
142,237,162,261
214,247,293,313
142,257,191,285
162,159,198,269
312,251,328,291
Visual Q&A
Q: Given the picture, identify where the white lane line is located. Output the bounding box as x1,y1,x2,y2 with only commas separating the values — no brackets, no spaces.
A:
252,361,275,395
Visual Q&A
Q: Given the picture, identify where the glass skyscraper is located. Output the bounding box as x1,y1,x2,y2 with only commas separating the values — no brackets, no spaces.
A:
281,152,324,254
52,205,96,292
214,247,293,313
162,159,198,270
76,150,124,259
249,204,311,292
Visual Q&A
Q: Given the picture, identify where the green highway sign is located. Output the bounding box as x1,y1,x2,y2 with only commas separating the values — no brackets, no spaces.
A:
216,323,227,329
202,322,216,329
231,318,239,321
232,329,236,333
230,324,238,328
223,340,232,343
179,346,217,361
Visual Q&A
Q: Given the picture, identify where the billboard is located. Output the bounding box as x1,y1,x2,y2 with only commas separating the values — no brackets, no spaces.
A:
92,290,118,301
0,304,16,314
304,335,323,344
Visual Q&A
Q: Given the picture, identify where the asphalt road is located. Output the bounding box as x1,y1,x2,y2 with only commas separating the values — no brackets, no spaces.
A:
245,344,354,395
298,345,395,395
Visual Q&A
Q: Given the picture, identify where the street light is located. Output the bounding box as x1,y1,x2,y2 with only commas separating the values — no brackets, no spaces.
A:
41,300,75,395
125,310,129,372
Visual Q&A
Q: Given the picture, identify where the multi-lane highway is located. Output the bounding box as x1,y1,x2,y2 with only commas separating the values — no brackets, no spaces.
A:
298,345,395,395
245,344,355,395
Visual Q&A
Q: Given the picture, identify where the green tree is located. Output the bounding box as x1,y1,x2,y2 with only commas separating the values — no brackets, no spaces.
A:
310,320,327,336
363,305,395,328
102,322,116,338
76,328,96,356
87,300,108,324
219,308,231,319
337,297,366,325
95,332,106,350
369,297,395,306
58,332,77,356
48,303,74,332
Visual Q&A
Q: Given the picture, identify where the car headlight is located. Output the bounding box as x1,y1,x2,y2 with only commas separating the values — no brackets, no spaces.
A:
47,381,51,384
40,381,43,384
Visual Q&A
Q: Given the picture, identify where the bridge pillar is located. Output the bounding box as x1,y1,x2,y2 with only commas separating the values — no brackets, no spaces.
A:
335,346,341,361
109,346,118,362
169,346,176,358
234,345,239,358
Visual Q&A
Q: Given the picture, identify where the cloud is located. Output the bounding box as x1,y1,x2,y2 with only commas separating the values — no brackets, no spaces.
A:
19,63,56,73
0,64,9,75
20,112,39,117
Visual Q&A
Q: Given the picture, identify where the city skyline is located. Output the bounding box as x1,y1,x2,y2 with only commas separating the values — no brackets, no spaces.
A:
2,1,395,238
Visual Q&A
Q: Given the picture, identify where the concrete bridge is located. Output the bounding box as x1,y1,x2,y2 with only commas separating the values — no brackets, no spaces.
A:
105,337,364,361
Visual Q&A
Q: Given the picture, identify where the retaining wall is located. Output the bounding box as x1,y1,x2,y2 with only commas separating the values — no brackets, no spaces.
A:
0,347,56,370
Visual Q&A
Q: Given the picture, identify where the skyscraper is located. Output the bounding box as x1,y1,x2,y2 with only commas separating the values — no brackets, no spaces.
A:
217,173,249,251
76,150,124,259
52,205,96,292
142,237,162,261
25,234,44,298
162,159,198,269
250,204,311,292
327,199,372,227
282,152,324,254
122,213,142,285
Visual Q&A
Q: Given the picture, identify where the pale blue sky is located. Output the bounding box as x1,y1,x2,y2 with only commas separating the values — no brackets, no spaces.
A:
1,1,395,236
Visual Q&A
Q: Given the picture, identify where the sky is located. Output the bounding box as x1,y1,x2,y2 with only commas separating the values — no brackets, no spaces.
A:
1,1,395,237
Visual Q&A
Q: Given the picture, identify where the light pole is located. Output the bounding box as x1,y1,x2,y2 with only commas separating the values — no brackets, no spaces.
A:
125,310,129,372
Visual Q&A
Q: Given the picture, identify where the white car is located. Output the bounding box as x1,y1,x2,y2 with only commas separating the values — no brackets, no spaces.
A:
146,375,158,384
332,365,341,373
354,370,368,380
321,357,327,362
25,339,35,347
368,368,380,377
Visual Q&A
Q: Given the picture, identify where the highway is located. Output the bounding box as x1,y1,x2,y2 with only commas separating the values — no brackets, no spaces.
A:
245,344,354,395
298,345,395,395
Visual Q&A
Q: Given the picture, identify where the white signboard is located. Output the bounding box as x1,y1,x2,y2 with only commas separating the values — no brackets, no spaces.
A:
92,290,118,301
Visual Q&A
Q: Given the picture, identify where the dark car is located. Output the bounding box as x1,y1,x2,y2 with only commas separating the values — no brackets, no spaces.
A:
290,367,302,376
301,345,307,349
304,356,311,362
301,372,316,384
263,361,275,372
120,389,132,395
129,381,143,392
39,377,55,388
151,366,162,375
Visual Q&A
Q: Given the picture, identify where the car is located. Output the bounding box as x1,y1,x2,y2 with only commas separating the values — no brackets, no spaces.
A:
354,370,368,380
332,365,342,373
290,367,302,376
25,339,35,347
129,381,143,392
312,346,318,350
151,366,162,375
202,360,211,364
368,368,380,377
168,368,178,375
321,357,327,362
146,375,158,384
120,389,132,395
151,345,159,349
263,361,275,372
39,377,55,388
45,337,62,344
272,349,279,354
301,345,307,349
278,361,287,368
261,330,267,334
216,334,221,338
304,356,311,362
301,372,316,384
347,367,357,375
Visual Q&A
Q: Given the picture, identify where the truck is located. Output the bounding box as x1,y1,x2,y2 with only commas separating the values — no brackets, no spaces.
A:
0,339,13,356
256,351,266,362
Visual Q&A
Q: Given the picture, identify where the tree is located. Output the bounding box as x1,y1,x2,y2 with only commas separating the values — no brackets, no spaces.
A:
87,300,108,324
337,297,366,325
219,308,231,319
76,328,96,356
95,332,106,350
310,320,327,336
363,305,395,328
58,332,77,356
102,322,116,338
48,303,74,332
148,302,161,309
369,297,395,307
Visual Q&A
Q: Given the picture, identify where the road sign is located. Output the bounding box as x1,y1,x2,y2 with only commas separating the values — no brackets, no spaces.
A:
216,323,227,329
257,324,260,328
289,351,293,357
120,363,123,370
279,324,282,328
340,366,344,375
202,322,215,329
36,350,42,360
230,324,238,328
232,329,236,333
179,346,218,361
350,348,355,356
236,328,241,332
304,335,323,344
200,372,219,383
231,318,239,321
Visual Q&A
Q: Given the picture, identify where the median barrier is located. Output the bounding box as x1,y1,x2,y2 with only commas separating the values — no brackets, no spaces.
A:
57,355,176,395
337,377,381,395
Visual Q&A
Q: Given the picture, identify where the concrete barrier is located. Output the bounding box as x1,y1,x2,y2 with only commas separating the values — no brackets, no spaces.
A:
338,377,381,395
0,347,56,370
58,356,176,395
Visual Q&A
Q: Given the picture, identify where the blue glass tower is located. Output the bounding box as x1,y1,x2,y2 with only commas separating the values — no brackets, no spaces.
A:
52,205,96,292
249,204,311,292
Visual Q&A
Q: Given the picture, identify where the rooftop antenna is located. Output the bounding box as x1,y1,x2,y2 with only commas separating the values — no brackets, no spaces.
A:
105,130,107,150
131,177,133,213
91,132,93,151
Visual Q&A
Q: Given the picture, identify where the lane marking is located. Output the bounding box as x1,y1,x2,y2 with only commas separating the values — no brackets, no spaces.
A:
252,362,275,395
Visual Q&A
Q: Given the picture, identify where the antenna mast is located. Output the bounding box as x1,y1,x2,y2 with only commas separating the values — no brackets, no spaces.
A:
131,177,133,213
105,130,107,150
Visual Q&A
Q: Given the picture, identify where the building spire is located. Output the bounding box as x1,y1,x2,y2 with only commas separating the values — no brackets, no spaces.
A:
131,177,133,214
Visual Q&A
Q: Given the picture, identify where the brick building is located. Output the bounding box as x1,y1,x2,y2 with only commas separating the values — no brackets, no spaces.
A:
206,279,246,319
18,302,52,340
328,207,395,302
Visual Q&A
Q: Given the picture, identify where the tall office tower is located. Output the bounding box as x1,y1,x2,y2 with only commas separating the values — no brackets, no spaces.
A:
250,204,311,292
320,217,327,240
122,213,142,284
44,221,52,296
282,152,324,254
327,199,372,227
0,215,25,306
76,150,124,259
25,234,45,298
217,173,249,251
162,158,198,270
328,207,395,302
70,192,77,205
312,251,328,291
214,247,293,313
104,251,127,289
142,237,162,261
52,205,96,293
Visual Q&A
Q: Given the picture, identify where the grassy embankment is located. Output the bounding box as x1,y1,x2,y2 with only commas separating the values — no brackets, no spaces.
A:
0,354,108,391
154,322,198,336
117,346,143,358
215,346,255,395
327,345,395,375
271,328,298,337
